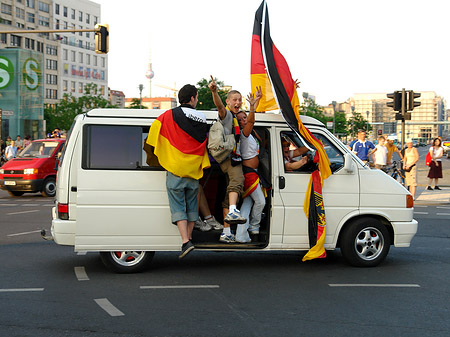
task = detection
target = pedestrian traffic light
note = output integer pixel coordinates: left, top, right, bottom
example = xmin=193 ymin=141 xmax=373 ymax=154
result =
xmin=387 ymin=91 xmax=402 ymax=111
xmin=407 ymin=90 xmax=421 ymax=111
xmin=95 ymin=24 xmax=109 ymax=54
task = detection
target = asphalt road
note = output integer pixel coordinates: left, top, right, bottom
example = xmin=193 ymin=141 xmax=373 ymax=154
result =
xmin=0 ymin=190 xmax=449 ymax=337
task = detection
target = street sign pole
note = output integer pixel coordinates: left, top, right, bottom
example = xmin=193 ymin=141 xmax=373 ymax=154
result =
xmin=401 ymin=88 xmax=406 ymax=150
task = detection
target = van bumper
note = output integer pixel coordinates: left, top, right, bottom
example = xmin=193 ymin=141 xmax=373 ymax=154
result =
xmin=51 ymin=210 xmax=76 ymax=246
xmin=392 ymin=219 xmax=418 ymax=247
xmin=0 ymin=179 xmax=44 ymax=192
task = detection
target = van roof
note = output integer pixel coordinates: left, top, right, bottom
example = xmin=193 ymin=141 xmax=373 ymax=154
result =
xmin=85 ymin=109 xmax=325 ymax=128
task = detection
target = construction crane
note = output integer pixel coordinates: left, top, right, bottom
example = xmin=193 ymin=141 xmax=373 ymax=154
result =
xmin=155 ymin=83 xmax=178 ymax=98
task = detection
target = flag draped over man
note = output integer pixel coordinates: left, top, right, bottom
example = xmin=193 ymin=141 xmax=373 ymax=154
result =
xmin=251 ymin=0 xmax=331 ymax=261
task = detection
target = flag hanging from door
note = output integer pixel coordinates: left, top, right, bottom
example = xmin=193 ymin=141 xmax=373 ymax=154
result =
xmin=251 ymin=0 xmax=331 ymax=261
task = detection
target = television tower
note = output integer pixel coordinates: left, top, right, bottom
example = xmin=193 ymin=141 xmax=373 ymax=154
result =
xmin=145 ymin=51 xmax=154 ymax=98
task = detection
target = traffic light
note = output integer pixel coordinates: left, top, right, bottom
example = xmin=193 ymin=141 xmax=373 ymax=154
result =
xmin=387 ymin=91 xmax=402 ymax=111
xmin=95 ymin=24 xmax=109 ymax=54
xmin=407 ymin=90 xmax=421 ymax=111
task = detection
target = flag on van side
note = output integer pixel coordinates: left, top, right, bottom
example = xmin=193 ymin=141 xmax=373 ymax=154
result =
xmin=251 ymin=0 xmax=331 ymax=261
xmin=145 ymin=106 xmax=210 ymax=180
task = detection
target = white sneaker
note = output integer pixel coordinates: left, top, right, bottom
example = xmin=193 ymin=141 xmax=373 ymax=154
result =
xmin=194 ymin=217 xmax=212 ymax=232
xmin=205 ymin=216 xmax=223 ymax=230
xmin=224 ymin=209 xmax=246 ymax=225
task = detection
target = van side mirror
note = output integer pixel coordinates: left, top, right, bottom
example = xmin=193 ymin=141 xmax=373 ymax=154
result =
xmin=344 ymin=153 xmax=355 ymax=173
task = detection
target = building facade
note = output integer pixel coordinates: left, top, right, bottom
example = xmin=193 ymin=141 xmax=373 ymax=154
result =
xmin=124 ymin=97 xmax=177 ymax=110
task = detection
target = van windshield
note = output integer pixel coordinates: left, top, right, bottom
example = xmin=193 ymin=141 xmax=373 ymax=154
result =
xmin=18 ymin=141 xmax=59 ymax=158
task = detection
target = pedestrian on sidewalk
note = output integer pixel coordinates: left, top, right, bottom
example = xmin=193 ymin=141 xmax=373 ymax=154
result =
xmin=403 ymin=139 xmax=419 ymax=200
xmin=427 ymin=138 xmax=444 ymax=190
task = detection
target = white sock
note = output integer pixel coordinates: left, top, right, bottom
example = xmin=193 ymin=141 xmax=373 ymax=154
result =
xmin=229 ymin=205 xmax=237 ymax=213
xmin=223 ymin=227 xmax=231 ymax=235
xmin=204 ymin=215 xmax=212 ymax=220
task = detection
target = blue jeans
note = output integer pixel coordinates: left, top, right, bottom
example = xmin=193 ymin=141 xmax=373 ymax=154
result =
xmin=166 ymin=172 xmax=199 ymax=224
xmin=236 ymin=184 xmax=265 ymax=242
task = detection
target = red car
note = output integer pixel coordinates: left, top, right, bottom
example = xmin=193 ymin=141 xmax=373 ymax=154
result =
xmin=0 ymin=138 xmax=65 ymax=197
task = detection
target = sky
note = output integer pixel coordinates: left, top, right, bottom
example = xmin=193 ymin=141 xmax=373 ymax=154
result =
xmin=93 ymin=0 xmax=450 ymax=106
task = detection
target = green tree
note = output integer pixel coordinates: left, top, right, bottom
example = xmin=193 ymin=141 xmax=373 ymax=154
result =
xmin=127 ymin=98 xmax=147 ymax=109
xmin=44 ymin=83 xmax=117 ymax=132
xmin=347 ymin=111 xmax=369 ymax=136
xmin=196 ymin=77 xmax=228 ymax=110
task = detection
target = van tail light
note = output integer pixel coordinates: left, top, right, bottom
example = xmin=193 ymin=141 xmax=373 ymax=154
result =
xmin=406 ymin=195 xmax=414 ymax=208
xmin=58 ymin=203 xmax=69 ymax=220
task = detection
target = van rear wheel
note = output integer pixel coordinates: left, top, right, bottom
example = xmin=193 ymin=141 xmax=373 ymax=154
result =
xmin=100 ymin=251 xmax=155 ymax=273
xmin=41 ymin=177 xmax=56 ymax=197
xmin=340 ymin=218 xmax=390 ymax=267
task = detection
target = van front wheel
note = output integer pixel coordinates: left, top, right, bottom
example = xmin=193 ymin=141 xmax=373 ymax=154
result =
xmin=100 ymin=251 xmax=155 ymax=273
xmin=340 ymin=219 xmax=390 ymax=267
xmin=41 ymin=177 xmax=56 ymax=197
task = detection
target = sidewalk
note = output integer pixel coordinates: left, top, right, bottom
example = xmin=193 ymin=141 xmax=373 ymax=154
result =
xmin=414 ymin=185 xmax=450 ymax=204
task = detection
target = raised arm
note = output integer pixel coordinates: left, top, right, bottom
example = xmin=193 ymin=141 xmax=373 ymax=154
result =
xmin=208 ymin=75 xmax=227 ymax=120
xmin=242 ymin=86 xmax=262 ymax=137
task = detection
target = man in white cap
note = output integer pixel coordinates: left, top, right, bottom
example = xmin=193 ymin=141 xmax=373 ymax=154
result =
xmin=386 ymin=135 xmax=403 ymax=165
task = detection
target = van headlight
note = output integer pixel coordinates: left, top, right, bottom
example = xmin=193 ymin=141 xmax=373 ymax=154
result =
xmin=24 ymin=168 xmax=38 ymax=174
xmin=0 ymin=169 xmax=3 ymax=174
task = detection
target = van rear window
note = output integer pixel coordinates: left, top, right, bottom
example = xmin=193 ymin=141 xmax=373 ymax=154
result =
xmin=83 ymin=125 xmax=145 ymax=170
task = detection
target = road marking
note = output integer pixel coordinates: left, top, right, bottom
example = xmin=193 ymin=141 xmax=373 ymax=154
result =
xmin=140 ymin=285 xmax=220 ymax=289
xmin=74 ymin=266 xmax=89 ymax=281
xmin=329 ymin=284 xmax=420 ymax=288
xmin=414 ymin=205 xmax=427 ymax=208
xmin=436 ymin=206 xmax=450 ymax=209
xmin=77 ymin=251 xmax=88 ymax=256
xmin=6 ymin=209 xmax=39 ymax=215
xmin=413 ymin=212 xmax=428 ymax=214
xmin=94 ymin=298 xmax=124 ymax=317
xmin=7 ymin=230 xmax=41 ymax=237
xmin=0 ymin=288 xmax=44 ymax=292
xmin=0 ymin=204 xmax=18 ymax=206
xmin=42 ymin=204 xmax=55 ymax=207
xmin=436 ymin=213 xmax=450 ymax=216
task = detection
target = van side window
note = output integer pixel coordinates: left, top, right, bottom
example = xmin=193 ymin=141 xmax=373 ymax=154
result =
xmin=281 ymin=131 xmax=344 ymax=173
xmin=83 ymin=125 xmax=146 ymax=170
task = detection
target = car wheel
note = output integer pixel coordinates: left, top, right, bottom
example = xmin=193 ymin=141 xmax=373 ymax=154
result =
xmin=99 ymin=251 xmax=155 ymax=273
xmin=8 ymin=191 xmax=24 ymax=197
xmin=41 ymin=177 xmax=56 ymax=197
xmin=340 ymin=218 xmax=390 ymax=267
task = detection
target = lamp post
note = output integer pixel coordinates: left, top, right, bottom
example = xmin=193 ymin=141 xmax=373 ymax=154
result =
xmin=331 ymin=101 xmax=336 ymax=135
xmin=366 ymin=110 xmax=369 ymax=133
xmin=138 ymin=84 xmax=144 ymax=109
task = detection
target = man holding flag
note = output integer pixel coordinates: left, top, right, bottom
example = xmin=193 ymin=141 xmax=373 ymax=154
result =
xmin=145 ymin=84 xmax=210 ymax=259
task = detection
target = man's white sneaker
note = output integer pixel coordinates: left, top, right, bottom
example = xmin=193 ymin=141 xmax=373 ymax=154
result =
xmin=194 ymin=217 xmax=212 ymax=232
xmin=205 ymin=216 xmax=223 ymax=230
xmin=219 ymin=233 xmax=236 ymax=243
xmin=224 ymin=210 xmax=246 ymax=225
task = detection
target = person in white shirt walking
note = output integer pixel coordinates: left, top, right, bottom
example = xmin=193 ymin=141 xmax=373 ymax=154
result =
xmin=373 ymin=135 xmax=388 ymax=170
xmin=5 ymin=140 xmax=17 ymax=161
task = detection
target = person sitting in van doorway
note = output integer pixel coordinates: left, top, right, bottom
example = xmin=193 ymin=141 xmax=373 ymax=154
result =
xmin=348 ymin=129 xmax=375 ymax=164
xmin=235 ymin=89 xmax=265 ymax=243
xmin=282 ymin=138 xmax=309 ymax=172
xmin=208 ymin=75 xmax=247 ymax=243
xmin=145 ymin=84 xmax=210 ymax=259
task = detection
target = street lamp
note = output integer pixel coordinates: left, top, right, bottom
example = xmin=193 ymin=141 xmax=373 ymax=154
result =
xmin=331 ymin=101 xmax=336 ymax=135
xmin=366 ymin=110 xmax=369 ymax=133
xmin=138 ymin=84 xmax=144 ymax=109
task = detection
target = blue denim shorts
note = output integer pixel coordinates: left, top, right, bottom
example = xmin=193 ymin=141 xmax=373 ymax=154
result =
xmin=166 ymin=172 xmax=199 ymax=224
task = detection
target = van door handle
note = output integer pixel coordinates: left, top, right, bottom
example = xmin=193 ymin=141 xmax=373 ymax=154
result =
xmin=279 ymin=176 xmax=285 ymax=189
xmin=71 ymin=186 xmax=77 ymax=192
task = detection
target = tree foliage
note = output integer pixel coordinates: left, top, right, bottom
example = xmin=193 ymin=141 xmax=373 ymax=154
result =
xmin=196 ymin=77 xmax=228 ymax=111
xmin=347 ymin=111 xmax=370 ymax=136
xmin=127 ymin=98 xmax=147 ymax=109
xmin=44 ymin=83 xmax=117 ymax=132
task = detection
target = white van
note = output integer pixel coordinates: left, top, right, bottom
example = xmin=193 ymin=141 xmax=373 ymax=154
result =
xmin=47 ymin=109 xmax=417 ymax=273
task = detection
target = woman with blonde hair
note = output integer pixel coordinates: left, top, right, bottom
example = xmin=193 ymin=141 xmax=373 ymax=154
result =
xmin=403 ymin=139 xmax=419 ymax=200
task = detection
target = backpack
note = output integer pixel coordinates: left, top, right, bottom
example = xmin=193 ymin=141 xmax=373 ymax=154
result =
xmin=207 ymin=120 xmax=236 ymax=164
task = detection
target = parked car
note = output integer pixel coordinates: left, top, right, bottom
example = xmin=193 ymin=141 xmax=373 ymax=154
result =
xmin=442 ymin=141 xmax=450 ymax=158
xmin=0 ymin=138 xmax=65 ymax=197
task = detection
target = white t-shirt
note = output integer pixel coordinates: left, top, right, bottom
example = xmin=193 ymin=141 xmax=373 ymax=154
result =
xmin=374 ymin=144 xmax=388 ymax=166
xmin=240 ymin=133 xmax=259 ymax=160
xmin=181 ymin=107 xmax=206 ymax=123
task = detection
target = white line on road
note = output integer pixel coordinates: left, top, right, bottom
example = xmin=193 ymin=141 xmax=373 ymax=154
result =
xmin=0 ymin=204 xmax=18 ymax=206
xmin=414 ymin=205 xmax=428 ymax=208
xmin=414 ymin=212 xmax=429 ymax=214
xmin=77 ymin=251 xmax=88 ymax=255
xmin=74 ymin=266 xmax=89 ymax=281
xmin=436 ymin=213 xmax=450 ymax=216
xmin=0 ymin=288 xmax=44 ymax=292
xmin=6 ymin=209 xmax=39 ymax=215
xmin=42 ymin=204 xmax=55 ymax=207
xmin=94 ymin=298 xmax=124 ymax=317
xmin=140 ymin=285 xmax=220 ymax=289
xmin=436 ymin=206 xmax=450 ymax=209
xmin=329 ymin=284 xmax=420 ymax=287
xmin=7 ymin=230 xmax=41 ymax=237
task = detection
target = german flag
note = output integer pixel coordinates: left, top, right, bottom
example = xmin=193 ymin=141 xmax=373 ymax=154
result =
xmin=252 ymin=0 xmax=331 ymax=260
xmin=145 ymin=106 xmax=210 ymax=180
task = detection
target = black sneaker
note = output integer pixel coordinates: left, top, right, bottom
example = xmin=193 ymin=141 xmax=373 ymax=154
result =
xmin=435 ymin=186 xmax=441 ymax=190
xmin=179 ymin=241 xmax=194 ymax=259
xmin=427 ymin=186 xmax=433 ymax=190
